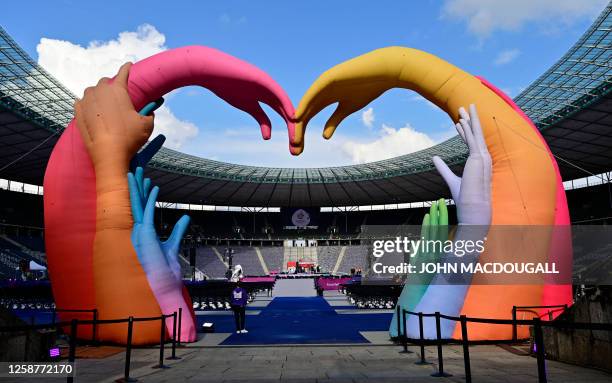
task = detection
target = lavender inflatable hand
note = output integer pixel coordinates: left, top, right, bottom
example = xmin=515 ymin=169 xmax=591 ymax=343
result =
xmin=405 ymin=104 xmax=492 ymax=339
xmin=432 ymin=104 xmax=492 ymax=225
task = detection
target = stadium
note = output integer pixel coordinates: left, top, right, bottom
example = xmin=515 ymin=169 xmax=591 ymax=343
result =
xmin=0 ymin=2 xmax=611 ymax=382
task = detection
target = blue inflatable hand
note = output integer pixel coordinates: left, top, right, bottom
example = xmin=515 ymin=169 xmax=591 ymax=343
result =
xmin=129 ymin=98 xmax=166 ymax=173
xmin=128 ymin=167 xmax=190 ymax=280
xmin=129 ymin=134 xmax=166 ymax=173
xmin=128 ymin=166 xmax=196 ymax=341
xmin=162 ymin=215 xmax=190 ymax=280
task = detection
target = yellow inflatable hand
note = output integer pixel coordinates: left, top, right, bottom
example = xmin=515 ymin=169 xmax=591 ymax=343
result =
xmin=294 ymin=46 xmax=571 ymax=340
xmin=292 ymin=47 xmax=469 ymax=154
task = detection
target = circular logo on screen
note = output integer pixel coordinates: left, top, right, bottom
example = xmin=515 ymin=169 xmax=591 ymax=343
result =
xmin=292 ymin=209 xmax=311 ymax=226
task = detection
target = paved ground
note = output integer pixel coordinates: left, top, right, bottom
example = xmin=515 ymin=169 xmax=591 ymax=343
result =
xmin=15 ymin=342 xmax=608 ymax=383
xmin=6 ymin=293 xmax=609 ymax=382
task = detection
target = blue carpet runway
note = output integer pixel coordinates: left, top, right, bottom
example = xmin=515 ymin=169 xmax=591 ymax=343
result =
xmin=197 ymin=297 xmax=393 ymax=345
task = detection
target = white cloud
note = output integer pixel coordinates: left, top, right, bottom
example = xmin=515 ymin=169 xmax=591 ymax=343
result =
xmin=219 ymin=13 xmax=247 ymax=25
xmin=151 ymin=106 xmax=198 ymax=149
xmin=361 ymin=107 xmax=375 ymax=128
xmin=188 ymin=124 xmax=353 ymax=168
xmin=187 ymin=120 xmax=443 ymax=168
xmin=219 ymin=14 xmax=231 ymax=24
xmin=36 ymin=24 xmax=198 ymax=149
xmin=442 ymin=0 xmax=608 ymax=38
xmin=494 ymin=49 xmax=521 ymax=65
xmin=342 ymin=123 xmax=436 ymax=164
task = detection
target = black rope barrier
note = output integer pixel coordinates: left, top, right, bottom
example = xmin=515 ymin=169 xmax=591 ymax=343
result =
xmin=0 ymin=311 xmax=179 ymax=383
xmin=431 ymin=312 xmax=452 ymax=377
xmin=167 ymin=311 xmax=180 ymax=361
xmin=460 ymin=315 xmax=471 ymax=383
xmin=119 ymin=316 xmax=135 ymax=383
xmin=67 ymin=319 xmax=77 ymax=383
xmin=414 ymin=311 xmax=431 ymax=365
xmin=400 ymin=308 xmax=412 ymax=354
xmin=4 ymin=303 xmax=612 ymax=383
xmin=534 ymin=318 xmax=547 ymax=383
xmin=177 ymin=307 xmax=182 ymax=347
xmin=396 ymin=308 xmax=612 ymax=383
xmin=152 ymin=315 xmax=169 ymax=370
xmin=51 ymin=308 xmax=98 ymax=343
xmin=395 ymin=305 xmax=401 ymax=347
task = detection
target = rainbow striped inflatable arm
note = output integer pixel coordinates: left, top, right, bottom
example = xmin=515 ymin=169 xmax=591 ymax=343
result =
xmin=294 ymin=47 xmax=572 ymax=340
xmin=43 ymin=47 xmax=295 ymax=345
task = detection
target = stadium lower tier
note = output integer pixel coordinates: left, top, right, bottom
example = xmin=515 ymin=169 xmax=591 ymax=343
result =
xmin=1 ymin=278 xmax=399 ymax=315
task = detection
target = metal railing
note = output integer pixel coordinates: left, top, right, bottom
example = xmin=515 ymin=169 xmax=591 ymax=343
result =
xmin=0 ymin=307 xmax=184 ymax=383
xmin=395 ymin=305 xmax=612 ymax=383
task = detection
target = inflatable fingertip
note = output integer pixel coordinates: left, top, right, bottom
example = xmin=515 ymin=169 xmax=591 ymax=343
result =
xmin=322 ymin=127 xmax=335 ymax=140
xmin=261 ymin=128 xmax=271 ymax=140
xmin=290 ymin=144 xmax=303 ymax=156
xmin=291 ymin=122 xmax=303 ymax=143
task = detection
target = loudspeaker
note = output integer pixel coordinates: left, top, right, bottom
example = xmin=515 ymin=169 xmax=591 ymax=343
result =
xmin=189 ymin=247 xmax=196 ymax=267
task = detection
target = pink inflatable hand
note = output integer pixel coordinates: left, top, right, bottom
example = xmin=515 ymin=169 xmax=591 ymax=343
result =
xmin=44 ymin=46 xmax=296 ymax=344
xmin=126 ymin=46 xmax=295 ymax=143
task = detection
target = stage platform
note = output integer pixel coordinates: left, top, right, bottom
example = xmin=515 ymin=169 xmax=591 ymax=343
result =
xmin=195 ymin=292 xmax=393 ymax=346
xmin=273 ymin=278 xmax=317 ymax=297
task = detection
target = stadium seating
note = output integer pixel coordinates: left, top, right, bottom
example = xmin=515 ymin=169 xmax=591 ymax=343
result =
xmin=0 ymin=237 xmax=46 ymax=280
xmin=258 ymin=246 xmax=283 ymax=273
xmin=195 ymin=247 xmax=228 ymax=278
xmin=10 ymin=235 xmax=45 ymax=252
xmin=317 ymin=246 xmax=342 ymax=273
xmin=337 ymin=246 xmax=368 ymax=274
xmin=0 ymin=182 xmax=610 ymax=283
xmin=231 ymin=246 xmax=266 ymax=275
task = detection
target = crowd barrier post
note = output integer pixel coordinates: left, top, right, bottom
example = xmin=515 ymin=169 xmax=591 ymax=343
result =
xmin=400 ymin=309 xmax=412 ymax=354
xmin=119 ymin=316 xmax=136 ymax=383
xmin=153 ymin=316 xmax=168 ymax=369
xmin=512 ymin=306 xmax=517 ymax=342
xmin=177 ymin=308 xmax=182 ymax=347
xmin=431 ymin=311 xmax=452 ymax=377
xmin=533 ymin=318 xmax=547 ymax=383
xmin=415 ymin=312 xmax=431 ymax=365
xmin=396 ymin=305 xmax=401 ymax=346
xmin=67 ymin=319 xmax=78 ymax=383
xmin=167 ymin=311 xmax=180 ymax=360
xmin=92 ymin=309 xmax=98 ymax=344
xmin=460 ymin=315 xmax=472 ymax=383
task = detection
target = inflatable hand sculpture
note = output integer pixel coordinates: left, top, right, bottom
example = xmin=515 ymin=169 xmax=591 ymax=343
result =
xmin=44 ymin=47 xmax=295 ymax=344
xmin=433 ymin=105 xmax=492 ymax=226
xmin=128 ymin=167 xmax=195 ymax=342
xmin=71 ymin=64 xmax=162 ymax=343
xmin=405 ymin=106 xmax=492 ymax=338
xmin=389 ymin=199 xmax=448 ymax=337
xmin=295 ymin=47 xmax=572 ymax=340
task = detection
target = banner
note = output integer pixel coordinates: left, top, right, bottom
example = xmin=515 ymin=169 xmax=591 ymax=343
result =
xmin=282 ymin=208 xmax=319 ymax=229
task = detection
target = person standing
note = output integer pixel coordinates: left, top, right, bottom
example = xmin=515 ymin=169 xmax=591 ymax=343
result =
xmin=231 ymin=281 xmax=248 ymax=333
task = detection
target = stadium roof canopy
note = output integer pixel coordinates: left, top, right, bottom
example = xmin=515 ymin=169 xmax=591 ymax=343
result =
xmin=0 ymin=4 xmax=610 ymax=207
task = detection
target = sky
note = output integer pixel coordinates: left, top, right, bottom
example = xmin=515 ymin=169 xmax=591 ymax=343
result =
xmin=2 ymin=0 xmax=608 ymax=167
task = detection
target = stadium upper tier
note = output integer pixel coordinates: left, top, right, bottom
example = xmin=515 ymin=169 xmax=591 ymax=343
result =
xmin=0 ymin=4 xmax=610 ymax=207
